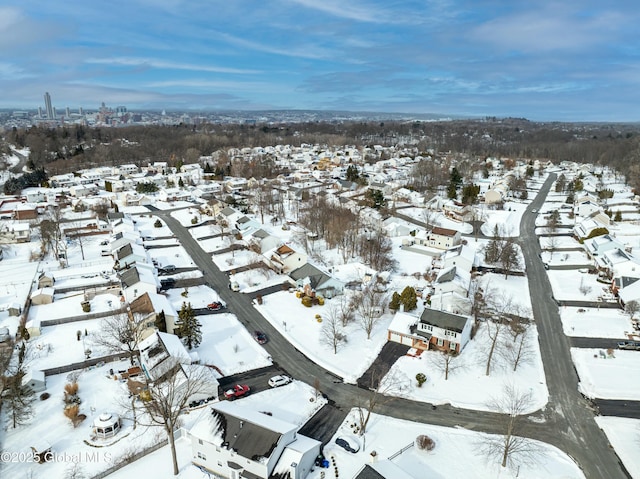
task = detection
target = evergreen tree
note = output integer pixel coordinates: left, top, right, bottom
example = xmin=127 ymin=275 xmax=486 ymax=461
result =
xmin=178 ymin=177 xmax=185 ymax=188
xmin=614 ymin=210 xmax=622 ymax=222
xmin=484 ymin=225 xmax=502 ymax=264
xmin=346 ymin=164 xmax=359 ymax=182
xmin=400 ymin=286 xmax=418 ymax=312
xmin=155 ymin=310 xmax=167 ymax=333
xmin=177 ymin=302 xmax=201 ymax=350
xmin=2 ymin=373 xmax=35 ymax=428
xmin=389 ymin=292 xmax=401 ymax=311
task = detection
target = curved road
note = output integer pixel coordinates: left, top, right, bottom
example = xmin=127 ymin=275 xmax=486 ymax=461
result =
xmin=150 ymin=179 xmax=627 ymax=478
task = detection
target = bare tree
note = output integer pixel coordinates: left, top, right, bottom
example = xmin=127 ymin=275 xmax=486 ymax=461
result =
xmin=353 ymin=285 xmax=388 ymax=339
xmin=477 ymin=383 xmax=541 ymax=468
xmin=482 ymin=292 xmax=518 ymax=376
xmin=429 ymin=350 xmax=462 ymax=380
xmin=499 ymin=237 xmax=521 ymax=279
xmin=337 ymin=296 xmax=354 ymax=327
xmin=545 ymin=234 xmax=559 ymax=259
xmin=624 ymin=300 xmax=640 ymax=320
xmin=578 ymin=277 xmax=592 ymax=296
xmin=356 ymin=367 xmax=410 ymax=435
xmin=91 ymin=312 xmax=147 ymax=365
xmin=502 ymin=324 xmax=535 ymax=372
xmin=129 ymin=359 xmax=211 ymax=475
xmin=320 ymin=305 xmax=347 ymax=354
xmin=39 ymin=206 xmax=67 ymax=263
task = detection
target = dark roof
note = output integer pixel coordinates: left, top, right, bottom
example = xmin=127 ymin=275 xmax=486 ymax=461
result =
xmin=119 ymin=268 xmax=141 ymax=288
xmin=115 ymin=242 xmax=134 ymax=261
xmin=253 ymin=229 xmax=269 ymax=239
xmin=353 ymin=465 xmax=387 ymax=479
xmin=432 ymin=226 xmax=458 ymax=236
xmin=210 ymin=409 xmax=281 ymax=462
xmin=107 ymin=212 xmax=125 ymax=221
xmin=419 ymin=309 xmax=468 ymax=333
xmin=617 ymin=276 xmax=640 ymax=289
xmin=436 ymin=266 xmax=457 ymax=284
xmin=289 ymin=263 xmax=332 ymax=290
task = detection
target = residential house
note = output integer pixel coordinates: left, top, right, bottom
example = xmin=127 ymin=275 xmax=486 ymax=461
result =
xmin=268 ymin=244 xmax=308 ymax=274
xmin=387 ymin=309 xmax=472 ymax=353
xmin=433 ymin=266 xmax=471 ymax=298
xmin=618 ymin=279 xmax=640 ymax=307
xmin=129 ymin=291 xmax=179 ymax=337
xmin=426 ymin=227 xmax=461 ymax=250
xmin=118 ymin=265 xmax=158 ymax=303
xmin=189 ymin=401 xmax=320 ymax=479
xmin=138 ymin=330 xmax=193 ymax=381
xmin=573 ymin=218 xmax=608 ymax=242
xmin=109 ymin=231 xmax=141 ymax=253
xmin=443 ymin=200 xmax=473 ymax=222
xmin=247 ymin=229 xmax=280 ymax=254
xmin=602 ymin=248 xmax=640 ymax=279
xmin=289 ymin=263 xmax=344 ymax=298
xmin=583 ymin=234 xmax=627 ymax=262
xmin=114 ymin=242 xmax=149 ymax=270
xmin=14 ymin=203 xmax=38 ymax=221
xmin=436 ymin=244 xmax=476 ymax=272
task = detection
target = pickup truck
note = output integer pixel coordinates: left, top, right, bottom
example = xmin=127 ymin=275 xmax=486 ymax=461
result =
xmin=617 ymin=341 xmax=640 ymax=350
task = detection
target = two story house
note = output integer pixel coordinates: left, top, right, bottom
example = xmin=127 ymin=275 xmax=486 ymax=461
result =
xmin=190 ymin=401 xmax=320 ymax=479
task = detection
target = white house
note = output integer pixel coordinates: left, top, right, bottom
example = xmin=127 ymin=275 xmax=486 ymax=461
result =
xmin=118 ymin=264 xmax=158 ymax=303
xmin=267 ymin=244 xmax=308 ymax=274
xmin=190 ymin=401 xmax=320 ymax=479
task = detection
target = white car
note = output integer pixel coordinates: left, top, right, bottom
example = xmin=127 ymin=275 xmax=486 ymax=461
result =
xmin=268 ymin=375 xmax=293 ymax=388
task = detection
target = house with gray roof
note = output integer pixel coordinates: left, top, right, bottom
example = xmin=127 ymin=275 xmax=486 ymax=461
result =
xmin=190 ymin=401 xmax=320 ymax=479
xmin=289 ymin=263 xmax=344 ymax=298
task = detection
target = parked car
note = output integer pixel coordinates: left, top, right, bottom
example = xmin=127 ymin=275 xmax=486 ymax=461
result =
xmin=617 ymin=341 xmax=640 ymax=350
xmin=159 ymin=265 xmax=176 ymax=275
xmin=223 ymin=384 xmax=250 ymax=400
xmin=160 ymin=278 xmax=176 ymax=290
xmin=268 ymin=375 xmax=293 ymax=388
xmin=335 ymin=436 xmax=360 ymax=453
xmin=207 ymin=301 xmax=224 ymax=311
xmin=253 ymin=331 xmax=268 ymax=344
xmin=229 ymin=281 xmax=240 ymax=292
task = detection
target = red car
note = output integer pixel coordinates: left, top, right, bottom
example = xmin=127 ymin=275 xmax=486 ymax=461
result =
xmin=207 ymin=301 xmax=224 ymax=311
xmin=224 ymin=384 xmax=250 ymax=400
xmin=253 ymin=331 xmax=268 ymax=344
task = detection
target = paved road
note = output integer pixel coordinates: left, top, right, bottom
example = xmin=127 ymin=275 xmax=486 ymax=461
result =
xmin=151 ymin=198 xmax=630 ymax=477
xmin=517 ymin=174 xmax=628 ymax=479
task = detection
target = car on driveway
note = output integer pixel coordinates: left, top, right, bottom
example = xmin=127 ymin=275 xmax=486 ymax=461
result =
xmin=159 ymin=278 xmax=176 ymax=290
xmin=253 ymin=331 xmax=268 ymax=344
xmin=207 ymin=301 xmax=224 ymax=311
xmin=159 ymin=264 xmax=176 ymax=275
xmin=335 ymin=436 xmax=360 ymax=453
xmin=617 ymin=340 xmax=640 ymax=350
xmin=223 ymin=384 xmax=250 ymax=400
xmin=268 ymin=375 xmax=293 ymax=388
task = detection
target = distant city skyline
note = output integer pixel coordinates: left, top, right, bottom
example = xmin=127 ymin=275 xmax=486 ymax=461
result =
xmin=1 ymin=1 xmax=639 ymax=122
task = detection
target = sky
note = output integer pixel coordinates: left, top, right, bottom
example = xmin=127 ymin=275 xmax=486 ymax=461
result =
xmin=0 ymin=0 xmax=638 ymax=121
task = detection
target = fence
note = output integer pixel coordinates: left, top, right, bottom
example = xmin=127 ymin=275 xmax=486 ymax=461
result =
xmin=90 ymin=428 xmax=188 ymax=479
xmin=42 ymin=351 xmax=137 ymax=377
xmin=388 ymin=441 xmax=414 ymax=460
xmin=40 ymin=306 xmax=128 ymax=327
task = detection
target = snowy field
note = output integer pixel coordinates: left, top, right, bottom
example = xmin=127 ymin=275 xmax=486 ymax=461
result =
xmin=560 ymin=307 xmax=632 ymax=338
xmin=398 ymin=206 xmax=473 ymax=234
xmin=477 ymin=272 xmax=532 ymax=312
xmin=541 ymin=250 xmax=592 ymax=267
xmin=481 ymin=201 xmax=529 ymax=237
xmin=318 ymin=410 xmax=583 ymax=479
xmin=146 ymin=245 xmax=197 ymax=269
xmin=571 ymin=348 xmax=640 ymax=400
xmin=390 ymin=237 xmax=436 ymax=276
xmin=547 ymin=270 xmax=614 ymax=302
xmin=595 ymin=417 xmax=640 ymax=479
xmin=256 ymin=290 xmax=391 ymax=383
xmin=164 ymin=284 xmax=224 ymax=310
xmin=538 ymin=235 xmax=583 ymax=250
xmin=383 ymin=323 xmax=547 ymax=413
xmin=211 ymin=249 xmax=262 ymax=272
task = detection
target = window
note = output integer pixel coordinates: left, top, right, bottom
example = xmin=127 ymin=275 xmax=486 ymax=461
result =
xmin=198 ymin=439 xmax=203 ymax=445
xmin=197 ymin=452 xmax=206 ymax=460
xmin=449 ymin=342 xmax=457 ymax=351
xmin=436 ymin=338 xmax=444 ymax=347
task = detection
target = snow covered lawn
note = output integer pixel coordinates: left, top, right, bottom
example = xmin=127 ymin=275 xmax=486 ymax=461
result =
xmin=541 ymin=250 xmax=592 ymax=266
xmin=538 ymin=235 xmax=582 ymax=250
xmin=211 ymin=249 xmax=262 ymax=271
xmin=318 ymin=410 xmax=583 ymax=479
xmin=229 ymin=267 xmax=290 ymax=293
xmin=595 ymin=417 xmax=640 ymax=479
xmin=164 ymin=284 xmax=224 ymax=310
xmin=256 ymin=290 xmax=392 ymax=383
xmin=146 ymin=245 xmax=196 ymax=269
xmin=560 ymin=307 xmax=632 ymax=338
xmin=547 ymin=270 xmax=612 ymax=302
xmin=571 ymin=348 xmax=640 ymax=400
xmin=384 ymin=324 xmax=548 ymax=413
xmin=481 ymin=202 xmax=529 ymax=237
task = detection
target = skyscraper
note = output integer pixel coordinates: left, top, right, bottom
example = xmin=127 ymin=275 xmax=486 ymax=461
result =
xmin=44 ymin=92 xmax=54 ymax=120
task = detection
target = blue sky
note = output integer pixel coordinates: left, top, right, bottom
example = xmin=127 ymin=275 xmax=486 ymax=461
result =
xmin=0 ymin=0 xmax=638 ymax=121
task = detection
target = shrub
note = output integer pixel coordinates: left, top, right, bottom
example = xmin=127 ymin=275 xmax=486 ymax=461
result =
xmin=40 ymin=392 xmax=50 ymax=401
xmin=416 ymin=434 xmax=436 ymax=451
xmin=295 ymin=291 xmax=303 ymax=298
xmin=81 ymin=301 xmax=91 ymax=313
xmin=64 ymin=404 xmax=85 ymax=427
xmin=191 ymin=216 xmax=198 ymax=224
xmin=301 ymin=296 xmax=313 ymax=307
xmin=317 ymin=296 xmax=325 ymax=306
xmin=64 ymin=382 xmax=79 ymax=396
xmin=416 ymin=373 xmax=427 ymax=387
xmin=154 ymin=219 xmax=162 ymax=228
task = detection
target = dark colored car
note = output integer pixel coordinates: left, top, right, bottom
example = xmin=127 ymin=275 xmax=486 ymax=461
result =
xmin=253 ymin=331 xmax=268 ymax=344
xmin=160 ymin=278 xmax=176 ymax=290
xmin=207 ymin=301 xmax=224 ymax=311
xmin=224 ymin=384 xmax=250 ymax=400
xmin=335 ymin=436 xmax=360 ymax=453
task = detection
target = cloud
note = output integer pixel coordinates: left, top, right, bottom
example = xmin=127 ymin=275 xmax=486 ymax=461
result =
xmin=284 ymin=0 xmax=431 ymax=25
xmin=85 ymin=57 xmax=260 ymax=75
